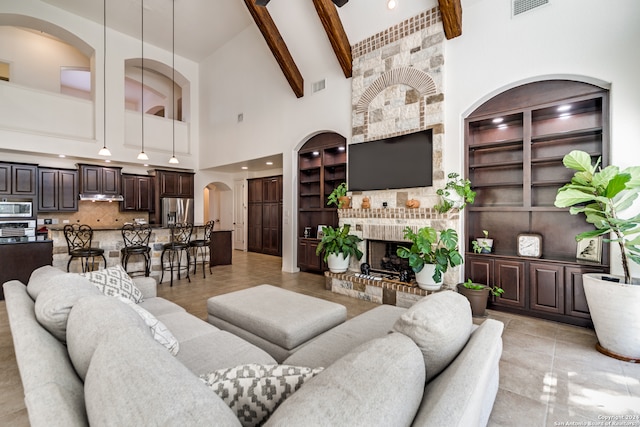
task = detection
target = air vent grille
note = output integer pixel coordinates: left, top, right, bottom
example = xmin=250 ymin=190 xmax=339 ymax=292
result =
xmin=512 ymin=0 xmax=549 ymax=17
xmin=312 ymin=79 xmax=326 ymax=93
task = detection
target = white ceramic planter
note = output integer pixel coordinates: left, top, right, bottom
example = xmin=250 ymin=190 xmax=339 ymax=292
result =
xmin=415 ymin=264 xmax=443 ymax=291
xmin=327 ymin=253 xmax=350 ymax=273
xmin=476 ymin=238 xmax=494 ymax=254
xmin=583 ymin=273 xmax=640 ymax=361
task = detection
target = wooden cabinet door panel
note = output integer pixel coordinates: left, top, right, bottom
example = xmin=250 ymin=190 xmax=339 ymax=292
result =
xmin=12 ymin=164 xmax=37 ymax=195
xmin=565 ymin=266 xmax=601 ymax=319
xmin=494 ymin=260 xmax=526 ymax=308
xmin=178 ymin=174 xmax=194 ymax=198
xmin=81 ymin=166 xmax=101 ymax=194
xmin=247 ymin=203 xmax=262 ymax=252
xmin=102 ymin=168 xmax=120 ymax=195
xmin=59 ymin=170 xmax=78 ymax=211
xmin=38 ymin=169 xmax=58 ymax=211
xmin=466 ymin=255 xmax=493 ymax=287
xmin=160 ymin=171 xmax=179 ymax=197
xmin=0 ymin=164 xmax=10 ymax=194
xmin=530 ymin=262 xmax=564 ymax=314
xmin=137 ymin=177 xmax=153 ymax=211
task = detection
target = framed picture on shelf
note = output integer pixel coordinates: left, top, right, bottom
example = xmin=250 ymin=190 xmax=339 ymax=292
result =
xmin=576 ymin=237 xmax=602 ymax=263
xmin=317 ymin=225 xmax=327 ymax=239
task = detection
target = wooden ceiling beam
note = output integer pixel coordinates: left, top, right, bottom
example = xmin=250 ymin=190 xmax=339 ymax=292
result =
xmin=312 ymin=0 xmax=352 ymax=78
xmin=244 ymin=0 xmax=304 ymax=98
xmin=438 ymin=0 xmax=463 ymax=40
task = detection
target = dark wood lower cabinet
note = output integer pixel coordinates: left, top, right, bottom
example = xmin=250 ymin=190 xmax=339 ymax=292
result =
xmin=298 ymin=238 xmax=324 ymax=272
xmin=0 ymin=241 xmax=53 ymax=300
xmin=209 ymin=231 xmax=232 ymax=266
xmin=247 ymin=176 xmax=282 ymax=256
xmin=466 ymin=254 xmax=607 ymax=327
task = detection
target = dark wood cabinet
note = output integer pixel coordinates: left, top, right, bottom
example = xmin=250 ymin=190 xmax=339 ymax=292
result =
xmin=0 ymin=163 xmax=37 ymax=196
xmin=297 ymin=133 xmax=346 ymax=273
xmin=247 ymin=176 xmax=282 ymax=256
xmin=38 ymin=168 xmax=78 ymax=212
xmin=209 ymin=230 xmax=232 ymax=266
xmin=464 ymin=80 xmax=610 ymax=326
xmin=0 ymin=241 xmax=52 ymax=300
xmin=121 ymin=174 xmax=154 ymax=212
xmin=157 ymin=170 xmax=194 ymax=198
xmin=78 ymin=164 xmax=122 ymax=196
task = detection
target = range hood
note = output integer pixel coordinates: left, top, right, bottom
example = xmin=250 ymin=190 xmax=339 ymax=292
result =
xmin=79 ymin=194 xmax=124 ymax=202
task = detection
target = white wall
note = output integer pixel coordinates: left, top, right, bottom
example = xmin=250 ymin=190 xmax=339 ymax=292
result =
xmin=0 ymin=0 xmax=200 ymax=171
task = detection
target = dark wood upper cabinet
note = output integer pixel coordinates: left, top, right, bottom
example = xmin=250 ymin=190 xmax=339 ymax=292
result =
xmin=121 ymin=174 xmax=154 ymax=212
xmin=78 ymin=164 xmax=122 ymax=196
xmin=38 ymin=168 xmax=78 ymax=212
xmin=248 ymin=175 xmax=282 ymax=256
xmin=156 ymin=170 xmax=194 ymax=198
xmin=0 ymin=163 xmax=37 ymax=196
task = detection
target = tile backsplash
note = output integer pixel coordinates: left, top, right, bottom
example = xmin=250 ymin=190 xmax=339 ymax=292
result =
xmin=38 ymin=202 xmax=149 ymax=228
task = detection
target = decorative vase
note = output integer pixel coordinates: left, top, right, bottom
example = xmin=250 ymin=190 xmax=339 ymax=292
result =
xmin=456 ymin=283 xmax=490 ymax=317
xmin=327 ymin=253 xmax=350 ymax=273
xmin=415 ymin=264 xmax=443 ymax=291
xmin=583 ymin=273 xmax=640 ymax=362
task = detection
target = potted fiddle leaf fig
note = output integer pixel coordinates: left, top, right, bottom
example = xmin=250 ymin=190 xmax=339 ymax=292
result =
xmin=396 ymin=226 xmax=463 ymax=291
xmin=327 ymin=182 xmax=350 ymax=209
xmin=457 ymin=279 xmax=504 ymax=317
xmin=554 ymin=150 xmax=640 ymax=361
xmin=315 ymin=224 xmax=363 ymax=273
xmin=435 ymin=173 xmax=476 ymax=213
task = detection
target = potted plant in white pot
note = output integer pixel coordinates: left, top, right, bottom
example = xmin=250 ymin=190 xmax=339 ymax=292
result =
xmin=457 ymin=279 xmax=504 ymax=317
xmin=554 ymin=150 xmax=640 ymax=361
xmin=315 ymin=224 xmax=363 ymax=273
xmin=472 ymin=230 xmax=493 ymax=254
xmin=434 ymin=173 xmax=476 ymax=213
xmin=396 ymin=226 xmax=463 ymax=291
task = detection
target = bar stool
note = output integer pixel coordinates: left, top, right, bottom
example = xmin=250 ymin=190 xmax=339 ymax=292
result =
xmin=189 ymin=220 xmax=215 ymax=278
xmin=120 ymin=224 xmax=152 ymax=277
xmin=63 ymin=224 xmax=106 ymax=273
xmin=160 ymin=223 xmax=193 ymax=286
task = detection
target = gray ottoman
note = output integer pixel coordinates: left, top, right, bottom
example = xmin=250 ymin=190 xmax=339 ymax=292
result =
xmin=207 ymin=285 xmax=347 ymax=362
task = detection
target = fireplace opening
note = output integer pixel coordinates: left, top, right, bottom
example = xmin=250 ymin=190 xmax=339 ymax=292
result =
xmin=367 ymin=240 xmax=413 ymax=278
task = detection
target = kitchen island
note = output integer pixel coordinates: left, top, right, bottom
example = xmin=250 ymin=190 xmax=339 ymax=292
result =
xmin=0 ymin=239 xmax=53 ymax=300
xmin=48 ymin=224 xmax=229 ymax=281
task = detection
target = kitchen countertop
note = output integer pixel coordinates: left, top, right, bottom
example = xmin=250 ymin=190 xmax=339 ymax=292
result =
xmin=47 ymin=224 xmax=226 ymax=232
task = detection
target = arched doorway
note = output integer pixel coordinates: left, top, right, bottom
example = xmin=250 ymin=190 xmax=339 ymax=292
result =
xmin=204 ymin=181 xmax=232 ymax=234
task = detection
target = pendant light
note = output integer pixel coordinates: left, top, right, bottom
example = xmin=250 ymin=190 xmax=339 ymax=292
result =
xmin=98 ymin=0 xmax=111 ymax=157
xmin=137 ymin=0 xmax=149 ymax=161
xmin=168 ymin=0 xmax=179 ymax=164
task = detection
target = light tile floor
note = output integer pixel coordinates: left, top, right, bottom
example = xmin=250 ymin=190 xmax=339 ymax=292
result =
xmin=1 ymin=251 xmax=639 ymax=426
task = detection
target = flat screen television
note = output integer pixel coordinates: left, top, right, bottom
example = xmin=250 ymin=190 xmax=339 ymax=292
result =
xmin=347 ymin=129 xmax=433 ymax=191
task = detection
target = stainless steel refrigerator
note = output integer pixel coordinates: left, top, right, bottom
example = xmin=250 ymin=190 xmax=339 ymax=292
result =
xmin=161 ymin=198 xmax=194 ymax=227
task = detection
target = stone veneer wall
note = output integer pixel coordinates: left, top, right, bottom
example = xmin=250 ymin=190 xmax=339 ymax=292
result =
xmin=349 ymin=6 xmax=446 ymax=211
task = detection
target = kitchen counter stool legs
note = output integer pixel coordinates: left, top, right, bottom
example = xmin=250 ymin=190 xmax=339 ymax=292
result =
xmin=189 ymin=220 xmax=214 ymax=278
xmin=160 ymin=223 xmax=193 ymax=286
xmin=120 ymin=224 xmax=152 ymax=277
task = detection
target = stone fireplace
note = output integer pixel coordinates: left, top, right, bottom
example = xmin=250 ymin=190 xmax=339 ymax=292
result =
xmin=324 ymin=7 xmax=461 ymax=307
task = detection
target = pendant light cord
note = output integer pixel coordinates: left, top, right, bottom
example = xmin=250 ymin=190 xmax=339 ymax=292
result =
xmin=172 ymin=0 xmax=176 ymax=159
xmin=103 ymin=0 xmax=106 ymax=150
xmin=141 ymin=0 xmax=144 ymax=153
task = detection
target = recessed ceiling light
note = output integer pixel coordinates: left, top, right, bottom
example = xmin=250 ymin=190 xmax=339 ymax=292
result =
xmin=498 ymin=124 xmax=508 ymax=129
xmin=557 ymin=105 xmax=571 ymax=112
xmin=266 ymin=161 xmax=273 ymax=165
xmin=387 ymin=0 xmax=397 ymax=10
xmin=105 ymin=159 xmax=111 ymax=163
xmin=338 ymin=146 xmax=345 ymax=151
xmin=312 ymin=151 xmax=320 ymax=156
xmin=559 ymin=112 xmax=571 ymax=119
xmin=492 ymin=117 xmax=504 ymax=124
xmin=58 ymin=154 xmax=66 ymax=158
xmin=241 ymin=166 xmax=248 ymax=170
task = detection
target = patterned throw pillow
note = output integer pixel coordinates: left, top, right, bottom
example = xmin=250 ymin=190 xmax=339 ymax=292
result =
xmin=82 ymin=264 xmax=143 ymax=303
xmin=200 ymin=364 xmax=323 ymax=427
xmin=117 ymin=297 xmax=180 ymax=356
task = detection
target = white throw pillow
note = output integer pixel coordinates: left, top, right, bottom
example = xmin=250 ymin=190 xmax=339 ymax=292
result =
xmin=393 ymin=290 xmax=472 ymax=381
xmin=82 ymin=265 xmax=143 ymax=303
xmin=200 ymin=364 xmax=323 ymax=427
xmin=117 ymin=297 xmax=179 ymax=356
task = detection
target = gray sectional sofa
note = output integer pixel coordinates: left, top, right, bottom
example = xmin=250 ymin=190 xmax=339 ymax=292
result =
xmin=4 ymin=265 xmax=504 ymax=427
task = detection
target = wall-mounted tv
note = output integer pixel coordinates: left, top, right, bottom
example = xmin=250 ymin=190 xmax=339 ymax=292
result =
xmin=348 ymin=129 xmax=433 ymax=191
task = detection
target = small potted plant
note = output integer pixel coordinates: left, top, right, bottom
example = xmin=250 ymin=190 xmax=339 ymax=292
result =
xmin=554 ymin=150 xmax=640 ymax=360
xmin=327 ymin=182 xmax=350 ymax=209
xmin=472 ymin=230 xmax=494 ymax=254
xmin=457 ymin=279 xmax=504 ymax=317
xmin=434 ymin=173 xmax=476 ymax=213
xmin=315 ymin=224 xmax=363 ymax=273
xmin=396 ymin=226 xmax=463 ymax=291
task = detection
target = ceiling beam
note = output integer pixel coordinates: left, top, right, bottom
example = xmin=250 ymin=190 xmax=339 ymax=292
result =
xmin=244 ymin=0 xmax=304 ymax=98
xmin=312 ymin=0 xmax=352 ymax=78
xmin=438 ymin=0 xmax=463 ymax=40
